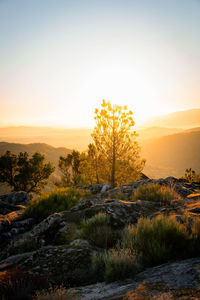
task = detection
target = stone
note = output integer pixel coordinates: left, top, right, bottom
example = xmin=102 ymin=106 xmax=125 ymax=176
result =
xmin=72 ymin=257 xmax=200 ymax=299
xmin=0 ymin=244 xmax=94 ymax=286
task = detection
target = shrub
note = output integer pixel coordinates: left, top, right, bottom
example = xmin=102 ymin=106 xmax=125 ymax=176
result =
xmin=121 ymin=215 xmax=189 ymax=266
xmin=81 ymin=213 xmax=117 ymax=248
xmin=0 ymin=269 xmax=47 ymax=300
xmin=131 ymin=183 xmax=179 ymax=203
xmin=104 ymin=248 xmax=139 ymax=282
xmin=92 ymin=248 xmax=138 ymax=282
xmin=22 ymin=188 xmax=92 ymax=222
xmin=33 ymin=285 xmax=74 ymax=300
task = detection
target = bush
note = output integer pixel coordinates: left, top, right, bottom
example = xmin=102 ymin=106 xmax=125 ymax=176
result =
xmin=121 ymin=215 xmax=189 ymax=266
xmin=33 ymin=285 xmax=74 ymax=300
xmin=22 ymin=188 xmax=92 ymax=222
xmin=81 ymin=213 xmax=118 ymax=248
xmin=131 ymin=183 xmax=179 ymax=203
xmin=92 ymin=248 xmax=138 ymax=282
xmin=0 ymin=269 xmax=47 ymax=300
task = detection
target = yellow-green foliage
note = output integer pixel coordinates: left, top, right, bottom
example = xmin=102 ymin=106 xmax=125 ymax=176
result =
xmin=121 ymin=215 xmax=189 ymax=266
xmin=132 ymin=183 xmax=179 ymax=203
xmin=81 ymin=213 xmax=116 ymax=248
xmin=91 ymin=214 xmax=200 ymax=282
xmin=92 ymin=248 xmax=138 ymax=282
xmin=22 ymin=188 xmax=91 ymax=222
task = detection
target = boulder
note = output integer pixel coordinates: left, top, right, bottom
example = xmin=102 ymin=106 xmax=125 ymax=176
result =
xmin=0 ymin=244 xmax=94 ymax=286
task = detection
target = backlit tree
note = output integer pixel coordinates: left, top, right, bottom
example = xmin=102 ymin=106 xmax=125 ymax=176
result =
xmin=92 ymin=100 xmax=145 ymax=187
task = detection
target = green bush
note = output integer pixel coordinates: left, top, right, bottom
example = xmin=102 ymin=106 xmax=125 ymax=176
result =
xmin=22 ymin=188 xmax=92 ymax=222
xmin=121 ymin=215 xmax=189 ymax=266
xmin=131 ymin=183 xmax=179 ymax=203
xmin=81 ymin=213 xmax=117 ymax=248
xmin=92 ymin=248 xmax=138 ymax=282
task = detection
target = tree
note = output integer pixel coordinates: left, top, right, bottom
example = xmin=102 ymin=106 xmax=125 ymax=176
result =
xmin=92 ymin=100 xmax=145 ymax=187
xmin=0 ymin=151 xmax=17 ymax=187
xmin=58 ymin=150 xmax=82 ymax=186
xmin=0 ymin=151 xmax=55 ymax=193
xmin=184 ymin=168 xmax=200 ymax=182
xmin=79 ymin=143 xmax=103 ymax=184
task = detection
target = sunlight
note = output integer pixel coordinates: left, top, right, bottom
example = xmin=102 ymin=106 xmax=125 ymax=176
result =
xmin=76 ymin=59 xmax=165 ymax=126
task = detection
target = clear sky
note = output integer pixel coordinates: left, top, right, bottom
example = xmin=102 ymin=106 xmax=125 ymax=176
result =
xmin=0 ymin=0 xmax=200 ymax=127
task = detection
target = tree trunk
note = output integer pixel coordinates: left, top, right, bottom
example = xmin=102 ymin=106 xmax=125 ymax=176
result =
xmin=111 ymin=115 xmax=116 ymax=187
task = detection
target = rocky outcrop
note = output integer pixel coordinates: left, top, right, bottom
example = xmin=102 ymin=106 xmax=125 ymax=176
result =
xmin=0 ymin=191 xmax=30 ymax=215
xmin=0 ymin=244 xmax=94 ymax=286
xmin=0 ymin=178 xmax=200 ymax=294
xmin=72 ymin=257 xmax=200 ymax=299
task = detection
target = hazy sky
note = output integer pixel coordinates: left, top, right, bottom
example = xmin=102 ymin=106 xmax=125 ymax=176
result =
xmin=0 ymin=0 xmax=200 ymax=127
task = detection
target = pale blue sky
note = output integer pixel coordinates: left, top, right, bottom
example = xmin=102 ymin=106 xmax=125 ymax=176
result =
xmin=0 ymin=0 xmax=200 ymax=127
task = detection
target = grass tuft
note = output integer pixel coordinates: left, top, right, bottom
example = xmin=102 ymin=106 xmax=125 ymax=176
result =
xmin=81 ymin=213 xmax=117 ymax=248
xmin=121 ymin=215 xmax=189 ymax=266
xmin=131 ymin=183 xmax=179 ymax=203
xmin=22 ymin=188 xmax=92 ymax=222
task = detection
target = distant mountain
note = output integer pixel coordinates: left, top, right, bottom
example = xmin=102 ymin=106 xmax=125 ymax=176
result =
xmin=142 ymin=130 xmax=200 ymax=178
xmin=145 ymin=109 xmax=200 ymax=129
xmin=0 ymin=142 xmax=71 ymax=169
xmin=137 ymin=127 xmax=183 ymax=141
xmin=0 ymin=127 xmax=92 ymax=151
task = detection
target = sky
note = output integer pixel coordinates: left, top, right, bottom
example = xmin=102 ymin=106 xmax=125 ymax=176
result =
xmin=0 ymin=0 xmax=200 ymax=128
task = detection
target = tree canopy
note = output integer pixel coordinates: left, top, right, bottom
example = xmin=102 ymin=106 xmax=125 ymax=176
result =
xmin=0 ymin=151 xmax=55 ymax=193
xmin=91 ymin=100 xmax=145 ymax=187
xmin=58 ymin=150 xmax=82 ymax=186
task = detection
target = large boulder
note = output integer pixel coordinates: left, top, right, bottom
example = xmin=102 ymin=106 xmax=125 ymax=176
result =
xmin=0 ymin=244 xmax=94 ymax=286
xmin=67 ymin=198 xmax=160 ymax=228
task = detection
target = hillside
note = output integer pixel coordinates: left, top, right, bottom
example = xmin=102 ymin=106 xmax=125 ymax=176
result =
xmin=0 ymin=127 xmax=92 ymax=151
xmin=137 ymin=126 xmax=183 ymax=141
xmin=142 ymin=130 xmax=200 ymax=178
xmin=145 ymin=109 xmax=200 ymax=129
xmin=0 ymin=142 xmax=71 ymax=169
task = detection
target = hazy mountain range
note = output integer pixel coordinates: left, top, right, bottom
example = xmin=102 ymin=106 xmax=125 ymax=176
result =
xmin=0 ymin=109 xmax=200 ymax=179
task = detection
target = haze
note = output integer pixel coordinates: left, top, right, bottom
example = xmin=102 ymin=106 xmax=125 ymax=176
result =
xmin=1 ymin=0 xmax=200 ymax=128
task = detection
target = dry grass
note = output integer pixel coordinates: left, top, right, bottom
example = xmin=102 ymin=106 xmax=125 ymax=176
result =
xmin=123 ymin=284 xmax=200 ymax=300
xmin=33 ymin=285 xmax=75 ymax=300
xmin=131 ymin=183 xmax=180 ymax=204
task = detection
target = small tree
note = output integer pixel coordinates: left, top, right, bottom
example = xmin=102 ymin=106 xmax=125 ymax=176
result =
xmin=184 ymin=168 xmax=200 ymax=182
xmin=79 ymin=143 xmax=104 ymax=184
xmin=92 ymin=100 xmax=145 ymax=187
xmin=58 ymin=150 xmax=82 ymax=186
xmin=0 ymin=151 xmax=55 ymax=193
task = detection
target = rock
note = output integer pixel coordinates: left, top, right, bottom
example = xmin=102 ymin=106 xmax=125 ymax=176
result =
xmin=70 ymin=239 xmax=90 ymax=248
xmin=68 ymin=198 xmax=159 ymax=228
xmin=0 ymin=245 xmax=94 ymax=286
xmin=101 ymin=184 xmax=111 ymax=194
xmin=13 ymin=212 xmax=68 ymax=248
xmin=189 ymin=207 xmax=200 ymax=214
xmin=0 ymin=191 xmax=30 ymax=215
xmin=72 ymin=257 xmax=200 ymax=299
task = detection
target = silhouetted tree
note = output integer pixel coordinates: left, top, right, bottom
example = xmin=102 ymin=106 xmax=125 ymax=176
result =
xmin=58 ymin=150 xmax=82 ymax=186
xmin=0 ymin=151 xmax=55 ymax=193
xmin=184 ymin=168 xmax=200 ymax=182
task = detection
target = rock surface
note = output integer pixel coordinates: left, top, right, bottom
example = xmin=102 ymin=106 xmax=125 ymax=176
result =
xmin=72 ymin=257 xmax=200 ymax=299
xmin=0 ymin=178 xmax=200 ymax=295
xmin=0 ymin=245 xmax=94 ymax=286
